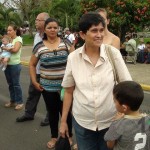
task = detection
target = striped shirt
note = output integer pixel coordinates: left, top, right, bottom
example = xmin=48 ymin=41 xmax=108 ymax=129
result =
xmin=33 ymin=39 xmax=69 ymax=92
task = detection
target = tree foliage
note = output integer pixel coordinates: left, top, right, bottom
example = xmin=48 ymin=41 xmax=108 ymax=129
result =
xmin=50 ymin=0 xmax=81 ymax=30
xmin=0 ymin=0 xmax=149 ymax=39
xmin=80 ymin=0 xmax=150 ymax=40
xmin=0 ymin=3 xmax=22 ymax=35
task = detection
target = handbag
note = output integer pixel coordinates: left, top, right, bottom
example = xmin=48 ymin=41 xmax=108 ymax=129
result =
xmin=55 ymin=136 xmax=71 ymax=150
xmin=105 ymin=45 xmax=118 ymax=85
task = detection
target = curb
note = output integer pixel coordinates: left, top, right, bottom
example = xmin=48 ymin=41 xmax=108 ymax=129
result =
xmin=21 ymin=61 xmax=150 ymax=92
xmin=21 ymin=61 xmax=29 ymax=66
xmin=140 ymin=84 xmax=150 ymax=92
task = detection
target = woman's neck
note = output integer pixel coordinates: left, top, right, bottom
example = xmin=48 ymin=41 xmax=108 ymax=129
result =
xmin=12 ymin=35 xmax=17 ymax=39
xmin=85 ymin=44 xmax=100 ymax=56
xmin=47 ymin=36 xmax=59 ymax=44
xmin=125 ymin=110 xmax=141 ymax=116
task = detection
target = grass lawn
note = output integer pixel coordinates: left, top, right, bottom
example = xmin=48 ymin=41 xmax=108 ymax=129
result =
xmin=144 ymin=38 xmax=150 ymax=43
xmin=22 ymin=34 xmax=34 ymax=46
xmin=136 ymin=37 xmax=150 ymax=44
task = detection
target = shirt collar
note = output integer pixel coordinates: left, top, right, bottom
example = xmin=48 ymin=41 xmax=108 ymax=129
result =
xmin=79 ymin=44 xmax=108 ymax=62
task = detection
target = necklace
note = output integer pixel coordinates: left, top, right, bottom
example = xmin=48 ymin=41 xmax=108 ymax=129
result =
xmin=48 ymin=38 xmax=58 ymax=44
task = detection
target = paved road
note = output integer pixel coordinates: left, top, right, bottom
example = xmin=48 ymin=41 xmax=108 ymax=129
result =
xmin=0 ymin=66 xmax=149 ymax=150
xmin=0 ymin=66 xmax=51 ymax=150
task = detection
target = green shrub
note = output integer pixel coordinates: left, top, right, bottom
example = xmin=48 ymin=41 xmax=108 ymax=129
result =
xmin=22 ymin=34 xmax=34 ymax=46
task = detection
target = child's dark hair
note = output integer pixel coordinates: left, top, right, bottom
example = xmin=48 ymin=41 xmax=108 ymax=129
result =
xmin=113 ymin=81 xmax=144 ymax=111
xmin=79 ymin=12 xmax=105 ymax=34
xmin=43 ymin=18 xmax=59 ymax=40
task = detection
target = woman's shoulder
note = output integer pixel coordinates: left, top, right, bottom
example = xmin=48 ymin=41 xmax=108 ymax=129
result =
xmin=104 ymin=44 xmax=122 ymax=60
xmin=13 ymin=36 xmax=23 ymax=43
xmin=33 ymin=41 xmax=44 ymax=53
xmin=104 ymin=44 xmax=120 ymax=53
xmin=68 ymin=45 xmax=83 ymax=59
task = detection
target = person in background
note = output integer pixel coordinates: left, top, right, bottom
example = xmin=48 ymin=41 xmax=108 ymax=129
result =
xmin=0 ymin=35 xmax=13 ymax=71
xmin=124 ymin=35 xmax=137 ymax=55
xmin=3 ymin=24 xmax=24 ymax=110
xmin=64 ymin=28 xmax=76 ymax=50
xmin=124 ymin=35 xmax=137 ymax=64
xmin=59 ymin=12 xmax=132 ymax=150
xmin=137 ymin=38 xmax=146 ymax=63
xmin=16 ymin=12 xmax=50 ymax=126
xmin=120 ymin=41 xmax=128 ymax=62
xmin=30 ymin=17 xmax=73 ymax=149
xmin=137 ymin=38 xmax=145 ymax=52
xmin=96 ymin=8 xmax=120 ymax=50
xmin=104 ymin=81 xmax=150 ymax=150
xmin=144 ymin=41 xmax=150 ymax=64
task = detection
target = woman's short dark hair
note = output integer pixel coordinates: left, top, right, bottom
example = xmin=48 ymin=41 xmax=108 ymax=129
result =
xmin=43 ymin=18 xmax=59 ymax=40
xmin=79 ymin=12 xmax=105 ymax=34
xmin=113 ymin=81 xmax=144 ymax=111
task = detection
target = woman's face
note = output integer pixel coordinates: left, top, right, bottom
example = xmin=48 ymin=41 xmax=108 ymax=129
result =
xmin=7 ymin=26 xmax=16 ymax=38
xmin=81 ymin=23 xmax=104 ymax=48
xmin=44 ymin=21 xmax=59 ymax=38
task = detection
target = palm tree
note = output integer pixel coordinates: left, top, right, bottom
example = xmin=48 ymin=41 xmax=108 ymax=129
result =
xmin=50 ymin=0 xmax=81 ymax=29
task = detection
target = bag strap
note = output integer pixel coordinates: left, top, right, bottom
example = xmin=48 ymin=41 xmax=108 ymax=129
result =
xmin=62 ymin=37 xmax=70 ymax=54
xmin=105 ymin=45 xmax=118 ymax=85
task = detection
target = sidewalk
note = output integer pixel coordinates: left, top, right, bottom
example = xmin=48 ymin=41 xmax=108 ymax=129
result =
xmin=21 ymin=46 xmax=150 ymax=91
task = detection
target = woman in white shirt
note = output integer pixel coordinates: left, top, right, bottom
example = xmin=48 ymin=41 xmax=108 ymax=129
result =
xmin=60 ymin=12 xmax=132 ymax=150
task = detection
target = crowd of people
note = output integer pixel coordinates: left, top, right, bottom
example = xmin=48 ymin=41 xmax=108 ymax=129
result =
xmin=120 ymin=35 xmax=150 ymax=64
xmin=0 ymin=8 xmax=149 ymax=150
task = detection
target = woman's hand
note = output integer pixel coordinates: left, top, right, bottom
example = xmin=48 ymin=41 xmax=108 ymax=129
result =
xmin=33 ymin=82 xmax=43 ymax=91
xmin=59 ymin=121 xmax=69 ymax=138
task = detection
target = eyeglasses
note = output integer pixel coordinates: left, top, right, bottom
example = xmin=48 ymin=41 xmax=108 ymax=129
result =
xmin=35 ymin=19 xmax=45 ymax=22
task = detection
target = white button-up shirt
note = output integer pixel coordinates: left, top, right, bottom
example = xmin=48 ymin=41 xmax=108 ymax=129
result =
xmin=62 ymin=44 xmax=132 ymax=131
xmin=33 ymin=32 xmax=43 ymax=74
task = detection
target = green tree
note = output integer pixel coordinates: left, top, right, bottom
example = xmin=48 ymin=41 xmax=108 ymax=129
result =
xmin=108 ymin=0 xmax=150 ymax=40
xmin=10 ymin=0 xmax=52 ymax=36
xmin=0 ymin=4 xmax=22 ymax=34
xmin=80 ymin=0 xmax=150 ymax=40
xmin=50 ymin=0 xmax=81 ymax=30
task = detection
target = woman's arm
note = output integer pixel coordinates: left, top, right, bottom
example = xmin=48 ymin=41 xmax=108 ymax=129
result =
xmin=29 ymin=55 xmax=43 ymax=91
xmin=107 ymin=141 xmax=116 ymax=149
xmin=2 ymin=41 xmax=21 ymax=53
xmin=60 ymin=86 xmax=74 ymax=137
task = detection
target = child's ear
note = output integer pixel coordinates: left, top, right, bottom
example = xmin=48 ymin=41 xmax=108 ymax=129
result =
xmin=122 ymin=105 xmax=128 ymax=112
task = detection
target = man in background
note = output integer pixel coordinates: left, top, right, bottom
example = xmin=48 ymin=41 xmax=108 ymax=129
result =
xmin=16 ymin=12 xmax=50 ymax=126
xmin=64 ymin=28 xmax=76 ymax=49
